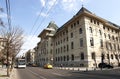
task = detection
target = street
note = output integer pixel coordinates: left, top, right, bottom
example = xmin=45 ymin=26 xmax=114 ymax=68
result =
xmin=16 ymin=67 xmax=120 ymax=79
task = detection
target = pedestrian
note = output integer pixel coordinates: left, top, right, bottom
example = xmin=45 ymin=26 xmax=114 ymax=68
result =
xmin=60 ymin=64 xmax=63 ymax=68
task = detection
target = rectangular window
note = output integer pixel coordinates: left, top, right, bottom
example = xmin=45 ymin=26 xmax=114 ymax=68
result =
xmin=90 ymin=18 xmax=92 ymax=23
xmin=71 ymin=24 xmax=73 ymax=29
xmin=71 ymin=42 xmax=74 ymax=49
xmin=77 ymin=20 xmax=79 ymax=25
xmin=74 ymin=23 xmax=76 ymax=26
xmin=91 ymin=52 xmax=95 ymax=59
xmin=67 ymin=45 xmax=69 ymax=51
xmin=61 ymin=47 xmax=62 ymax=53
xmin=80 ymin=38 xmax=83 ymax=47
xmin=71 ymin=32 xmax=73 ymax=38
xmin=80 ymin=53 xmax=84 ymax=60
xmin=107 ymin=54 xmax=109 ymax=59
xmin=64 ymin=46 xmax=66 ymax=52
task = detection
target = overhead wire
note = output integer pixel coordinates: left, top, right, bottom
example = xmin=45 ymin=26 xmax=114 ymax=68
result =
xmin=22 ymin=0 xmax=49 ymax=54
xmin=17 ymin=0 xmax=58 ymax=54
xmin=5 ymin=0 xmax=11 ymax=30
xmin=31 ymin=0 xmax=58 ymax=39
xmin=29 ymin=0 xmax=48 ymax=35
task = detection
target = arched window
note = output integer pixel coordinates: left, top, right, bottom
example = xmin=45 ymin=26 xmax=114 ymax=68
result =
xmin=108 ymin=34 xmax=110 ymax=39
xmin=90 ymin=37 xmax=94 ymax=46
xmin=89 ymin=27 xmax=93 ymax=33
xmin=107 ymin=54 xmax=109 ymax=59
xmin=115 ymin=54 xmax=118 ymax=59
xmin=79 ymin=28 xmax=82 ymax=34
xmin=100 ymin=39 xmax=103 ymax=47
xmin=104 ymin=33 xmax=106 ymax=38
xmin=99 ymin=30 xmax=102 ymax=35
xmin=111 ymin=54 xmax=113 ymax=59
xmin=116 ymin=37 xmax=118 ymax=41
xmin=112 ymin=36 xmax=114 ymax=40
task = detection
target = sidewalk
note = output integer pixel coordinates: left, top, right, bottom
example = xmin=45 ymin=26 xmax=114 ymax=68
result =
xmin=0 ymin=65 xmax=17 ymax=79
xmin=54 ymin=66 xmax=120 ymax=71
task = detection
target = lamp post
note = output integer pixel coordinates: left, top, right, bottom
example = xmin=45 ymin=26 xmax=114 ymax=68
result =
xmin=101 ymin=53 xmax=104 ymax=70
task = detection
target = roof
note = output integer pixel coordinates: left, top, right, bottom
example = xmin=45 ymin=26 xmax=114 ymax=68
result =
xmin=47 ymin=21 xmax=58 ymax=30
xmin=56 ymin=7 xmax=120 ymax=34
xmin=38 ymin=21 xmax=58 ymax=37
xmin=76 ymin=6 xmax=92 ymax=15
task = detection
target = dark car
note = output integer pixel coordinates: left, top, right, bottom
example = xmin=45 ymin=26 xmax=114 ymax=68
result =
xmin=98 ymin=63 xmax=113 ymax=69
xmin=106 ymin=64 xmax=113 ymax=68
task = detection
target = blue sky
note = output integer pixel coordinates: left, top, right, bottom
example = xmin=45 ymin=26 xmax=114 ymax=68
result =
xmin=0 ymin=0 xmax=120 ymax=56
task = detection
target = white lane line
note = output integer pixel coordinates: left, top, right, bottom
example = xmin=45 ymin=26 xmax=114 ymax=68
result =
xmin=27 ymin=69 xmax=47 ymax=79
xmin=52 ymin=72 xmax=64 ymax=76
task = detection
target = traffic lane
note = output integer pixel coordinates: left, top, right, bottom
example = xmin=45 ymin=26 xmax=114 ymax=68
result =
xmin=16 ymin=68 xmax=48 ymax=79
xmin=26 ymin=67 xmax=109 ymax=79
xmin=18 ymin=67 xmax=120 ymax=79
xmin=27 ymin=67 xmax=72 ymax=79
xmin=36 ymin=67 xmax=120 ymax=79
xmin=68 ymin=69 xmax=120 ymax=79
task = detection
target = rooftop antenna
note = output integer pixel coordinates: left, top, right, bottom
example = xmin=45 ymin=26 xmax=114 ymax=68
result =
xmin=81 ymin=0 xmax=84 ymax=7
xmin=82 ymin=4 xmax=84 ymax=7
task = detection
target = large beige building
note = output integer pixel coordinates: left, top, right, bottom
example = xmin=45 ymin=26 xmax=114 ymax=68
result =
xmin=35 ymin=21 xmax=58 ymax=66
xmin=36 ymin=7 xmax=120 ymax=68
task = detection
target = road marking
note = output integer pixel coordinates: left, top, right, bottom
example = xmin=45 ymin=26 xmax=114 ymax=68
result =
xmin=52 ymin=73 xmax=63 ymax=76
xmin=27 ymin=69 xmax=47 ymax=79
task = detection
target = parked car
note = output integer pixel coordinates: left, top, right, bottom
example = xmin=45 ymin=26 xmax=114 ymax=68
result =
xmin=106 ymin=64 xmax=113 ymax=68
xmin=98 ymin=63 xmax=113 ymax=69
xmin=44 ymin=64 xmax=53 ymax=69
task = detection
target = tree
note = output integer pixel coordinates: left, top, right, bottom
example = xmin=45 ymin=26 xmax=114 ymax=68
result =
xmin=0 ymin=26 xmax=24 ymax=76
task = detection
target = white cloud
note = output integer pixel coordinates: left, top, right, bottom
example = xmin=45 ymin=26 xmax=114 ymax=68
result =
xmin=47 ymin=0 xmax=57 ymax=9
xmin=40 ymin=0 xmax=46 ymax=7
xmin=81 ymin=0 xmax=84 ymax=2
xmin=61 ymin=0 xmax=79 ymax=12
xmin=0 ymin=13 xmax=7 ymax=18
xmin=41 ymin=12 xmax=48 ymax=17
xmin=36 ymin=12 xmax=48 ymax=17
xmin=17 ymin=35 xmax=40 ymax=57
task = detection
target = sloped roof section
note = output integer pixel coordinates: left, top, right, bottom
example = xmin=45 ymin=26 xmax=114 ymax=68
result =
xmin=47 ymin=21 xmax=58 ymax=30
xmin=76 ymin=6 xmax=92 ymax=15
xmin=107 ymin=21 xmax=120 ymax=27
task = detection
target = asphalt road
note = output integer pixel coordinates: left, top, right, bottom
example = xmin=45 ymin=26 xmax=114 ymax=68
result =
xmin=16 ymin=67 xmax=120 ymax=79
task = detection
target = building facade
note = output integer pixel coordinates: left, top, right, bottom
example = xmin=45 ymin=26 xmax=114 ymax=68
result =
xmin=25 ymin=49 xmax=35 ymax=65
xmin=36 ymin=21 xmax=58 ymax=66
xmin=36 ymin=7 xmax=120 ymax=68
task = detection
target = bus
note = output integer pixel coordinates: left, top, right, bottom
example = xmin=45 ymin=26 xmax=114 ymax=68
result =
xmin=16 ymin=58 xmax=26 ymax=68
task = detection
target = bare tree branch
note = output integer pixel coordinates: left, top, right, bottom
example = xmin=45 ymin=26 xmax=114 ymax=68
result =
xmin=0 ymin=26 xmax=24 ymax=58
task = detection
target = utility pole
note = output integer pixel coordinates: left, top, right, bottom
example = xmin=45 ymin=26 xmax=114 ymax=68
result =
xmin=6 ymin=41 xmax=9 ymax=76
